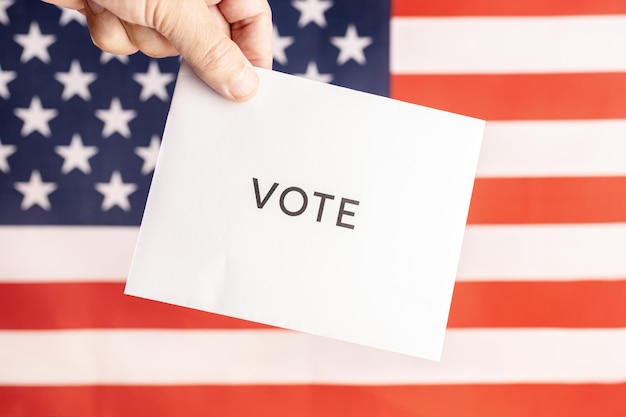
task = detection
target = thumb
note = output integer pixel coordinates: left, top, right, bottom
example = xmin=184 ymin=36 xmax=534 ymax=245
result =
xmin=157 ymin=2 xmax=259 ymax=101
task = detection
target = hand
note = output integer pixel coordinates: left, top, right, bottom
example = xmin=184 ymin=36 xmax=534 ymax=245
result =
xmin=44 ymin=0 xmax=272 ymax=102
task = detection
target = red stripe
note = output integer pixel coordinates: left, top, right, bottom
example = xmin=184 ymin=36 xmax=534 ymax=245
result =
xmin=2 ymin=281 xmax=625 ymax=329
xmin=392 ymin=0 xmax=626 ymax=17
xmin=1 ymin=384 xmax=624 ymax=417
xmin=448 ymin=281 xmax=626 ymax=328
xmin=391 ymin=73 xmax=626 ymax=120
xmin=468 ymin=177 xmax=626 ymax=224
xmin=0 ymin=282 xmax=270 ymax=330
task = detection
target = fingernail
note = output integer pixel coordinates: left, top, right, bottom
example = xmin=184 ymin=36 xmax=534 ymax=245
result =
xmin=87 ymin=0 xmax=104 ymax=14
xmin=227 ymin=66 xmax=259 ymax=101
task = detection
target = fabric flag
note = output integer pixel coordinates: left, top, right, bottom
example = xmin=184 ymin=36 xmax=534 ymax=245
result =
xmin=1 ymin=0 xmax=625 ymax=415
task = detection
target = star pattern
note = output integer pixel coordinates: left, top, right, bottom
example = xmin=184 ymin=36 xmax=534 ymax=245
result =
xmin=95 ymin=97 xmax=137 ymax=139
xmin=295 ymin=61 xmax=333 ymax=83
xmin=0 ymin=139 xmax=16 ymax=173
xmin=55 ymin=133 xmax=99 ymax=174
xmin=0 ymin=2 xmax=178 ymax=224
xmin=95 ymin=170 xmax=138 ymax=211
xmin=0 ymin=64 xmax=16 ymax=99
xmin=100 ymin=51 xmax=129 ymax=64
xmin=54 ymin=60 xmax=97 ymax=101
xmin=0 ymin=0 xmax=14 ymax=25
xmin=132 ymin=61 xmax=175 ymax=101
xmin=135 ymin=135 xmax=161 ymax=175
xmin=14 ymin=96 xmax=59 ymax=137
xmin=292 ymin=0 xmax=333 ymax=28
xmin=14 ymin=170 xmax=58 ymax=211
xmin=330 ymin=24 xmax=373 ymax=65
xmin=58 ymin=6 xmax=87 ymax=26
xmin=270 ymin=1 xmax=387 ymax=97
xmin=273 ymin=26 xmax=294 ymax=66
xmin=13 ymin=22 xmax=56 ymax=63
xmin=0 ymin=0 xmax=386 ymax=224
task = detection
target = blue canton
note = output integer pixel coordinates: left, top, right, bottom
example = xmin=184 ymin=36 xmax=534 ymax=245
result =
xmin=0 ymin=0 xmax=390 ymax=226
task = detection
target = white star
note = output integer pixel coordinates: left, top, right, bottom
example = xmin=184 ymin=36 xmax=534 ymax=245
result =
xmin=0 ymin=64 xmax=16 ymax=99
xmin=54 ymin=60 xmax=97 ymax=101
xmin=95 ymin=171 xmax=138 ymax=211
xmin=14 ymin=170 xmax=58 ymax=211
xmin=0 ymin=0 xmax=14 ymax=25
xmin=273 ymin=26 xmax=294 ymax=65
xmin=55 ymin=133 xmax=98 ymax=174
xmin=13 ymin=22 xmax=56 ymax=63
xmin=135 ymin=135 xmax=161 ymax=174
xmin=58 ymin=6 xmax=87 ymax=26
xmin=132 ymin=61 xmax=175 ymax=101
xmin=295 ymin=61 xmax=333 ymax=83
xmin=95 ymin=97 xmax=137 ymax=139
xmin=292 ymin=0 xmax=333 ymax=28
xmin=100 ymin=51 xmax=129 ymax=64
xmin=0 ymin=138 xmax=16 ymax=173
xmin=14 ymin=96 xmax=58 ymax=137
xmin=330 ymin=24 xmax=373 ymax=65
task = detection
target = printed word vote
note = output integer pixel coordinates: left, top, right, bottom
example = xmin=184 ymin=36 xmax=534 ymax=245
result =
xmin=253 ymin=178 xmax=360 ymax=229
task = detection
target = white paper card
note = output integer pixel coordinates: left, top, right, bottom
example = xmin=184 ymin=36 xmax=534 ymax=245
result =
xmin=125 ymin=63 xmax=484 ymax=361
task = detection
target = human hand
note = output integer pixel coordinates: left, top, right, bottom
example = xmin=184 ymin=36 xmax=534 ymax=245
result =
xmin=44 ymin=0 xmax=272 ymax=102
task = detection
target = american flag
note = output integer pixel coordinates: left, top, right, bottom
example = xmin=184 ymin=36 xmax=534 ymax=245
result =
xmin=1 ymin=0 xmax=625 ymax=415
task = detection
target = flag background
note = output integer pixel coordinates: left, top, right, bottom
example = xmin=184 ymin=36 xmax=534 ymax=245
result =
xmin=1 ymin=0 xmax=625 ymax=416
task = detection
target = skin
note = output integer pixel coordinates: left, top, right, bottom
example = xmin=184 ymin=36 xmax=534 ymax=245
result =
xmin=44 ymin=0 xmax=273 ymax=101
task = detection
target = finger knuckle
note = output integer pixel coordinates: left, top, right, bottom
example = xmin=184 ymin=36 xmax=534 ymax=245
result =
xmin=90 ymin=30 xmax=137 ymax=55
xmin=140 ymin=44 xmax=178 ymax=58
xmin=91 ymin=38 xmax=138 ymax=56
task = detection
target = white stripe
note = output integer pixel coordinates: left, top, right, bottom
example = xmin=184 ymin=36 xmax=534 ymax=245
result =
xmin=0 ymin=328 xmax=624 ymax=385
xmin=0 ymin=226 xmax=137 ymax=282
xmin=478 ymin=120 xmax=626 ymax=178
xmin=2 ymin=224 xmax=626 ymax=282
xmin=458 ymin=224 xmax=626 ymax=281
xmin=391 ymin=15 xmax=626 ymax=74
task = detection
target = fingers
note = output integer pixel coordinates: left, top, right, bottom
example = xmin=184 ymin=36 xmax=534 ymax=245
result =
xmin=218 ymin=0 xmax=273 ymax=69
xmin=123 ymin=23 xmax=179 ymax=58
xmin=85 ymin=0 xmax=137 ymax=55
xmin=84 ymin=0 xmax=178 ymax=58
